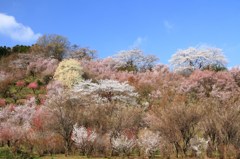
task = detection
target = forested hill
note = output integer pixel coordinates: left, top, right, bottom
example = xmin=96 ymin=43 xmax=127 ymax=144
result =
xmin=0 ymin=34 xmax=239 ymax=159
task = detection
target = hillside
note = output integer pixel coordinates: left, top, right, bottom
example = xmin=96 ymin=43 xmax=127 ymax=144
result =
xmin=0 ymin=34 xmax=240 ymax=159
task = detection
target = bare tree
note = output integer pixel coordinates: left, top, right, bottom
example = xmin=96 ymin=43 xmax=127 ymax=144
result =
xmin=147 ymin=103 xmax=203 ymax=158
xmin=36 ymin=34 xmax=70 ymax=60
xmin=47 ymin=93 xmax=83 ymax=156
xmin=67 ymin=45 xmax=97 ymax=60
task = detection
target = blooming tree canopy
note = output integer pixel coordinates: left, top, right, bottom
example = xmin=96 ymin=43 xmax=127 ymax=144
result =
xmin=0 ymin=98 xmax=39 ymax=144
xmin=113 ymin=49 xmax=158 ymax=72
xmin=169 ymin=47 xmax=227 ymax=74
xmin=111 ymin=133 xmax=136 ymax=156
xmin=54 ymin=59 xmax=83 ymax=88
xmin=73 ymin=79 xmax=138 ymax=105
xmin=27 ymin=57 xmax=59 ymax=77
xmin=180 ymin=70 xmax=239 ymax=100
xmin=71 ymin=124 xmax=97 ymax=148
xmin=138 ymin=129 xmax=161 ymax=156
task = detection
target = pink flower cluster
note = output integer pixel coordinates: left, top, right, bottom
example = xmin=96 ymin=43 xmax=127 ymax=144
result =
xmin=16 ymin=81 xmax=25 ymax=87
xmin=28 ymin=82 xmax=38 ymax=89
xmin=0 ymin=98 xmax=6 ymax=106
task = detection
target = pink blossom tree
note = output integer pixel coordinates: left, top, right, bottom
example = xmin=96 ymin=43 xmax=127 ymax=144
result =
xmin=0 ymin=98 xmax=38 ymax=148
xmin=180 ymin=70 xmax=239 ymax=101
xmin=27 ymin=57 xmax=59 ymax=78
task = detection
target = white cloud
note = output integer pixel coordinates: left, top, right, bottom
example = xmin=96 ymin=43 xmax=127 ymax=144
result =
xmin=130 ymin=37 xmax=146 ymax=48
xmin=163 ymin=20 xmax=174 ymax=30
xmin=0 ymin=13 xmax=41 ymax=42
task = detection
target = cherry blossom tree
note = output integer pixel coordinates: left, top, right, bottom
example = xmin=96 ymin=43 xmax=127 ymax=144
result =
xmin=169 ymin=47 xmax=227 ymax=75
xmin=113 ymin=49 xmax=158 ymax=72
xmin=0 ymin=97 xmax=38 ymax=148
xmin=80 ymin=57 xmax=119 ymax=80
xmin=230 ymin=67 xmax=240 ymax=87
xmin=71 ymin=124 xmax=97 ymax=155
xmin=180 ymin=70 xmax=239 ymax=101
xmin=46 ymin=80 xmax=65 ymax=98
xmin=111 ymin=133 xmax=136 ymax=157
xmin=138 ymin=129 xmax=161 ymax=158
xmin=27 ymin=57 xmax=59 ymax=79
xmin=73 ymin=79 xmax=138 ymax=105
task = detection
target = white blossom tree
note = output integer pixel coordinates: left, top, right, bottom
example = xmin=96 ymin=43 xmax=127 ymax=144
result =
xmin=111 ymin=133 xmax=136 ymax=156
xmin=73 ymin=79 xmax=138 ymax=105
xmin=190 ymin=136 xmax=209 ymax=157
xmin=169 ymin=47 xmax=227 ymax=74
xmin=113 ymin=49 xmax=158 ymax=72
xmin=138 ymin=129 xmax=161 ymax=157
xmin=71 ymin=124 xmax=97 ymax=155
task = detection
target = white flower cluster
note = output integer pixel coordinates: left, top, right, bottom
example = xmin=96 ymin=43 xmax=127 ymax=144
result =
xmin=113 ymin=49 xmax=158 ymax=71
xmin=73 ymin=79 xmax=138 ymax=105
xmin=169 ymin=47 xmax=227 ymax=73
xmin=138 ymin=129 xmax=161 ymax=155
xmin=71 ymin=124 xmax=97 ymax=148
xmin=111 ymin=134 xmax=135 ymax=154
xmin=190 ymin=136 xmax=209 ymax=156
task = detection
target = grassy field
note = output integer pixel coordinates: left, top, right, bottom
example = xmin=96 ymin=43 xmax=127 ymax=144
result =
xmin=39 ymin=155 xmax=140 ymax=159
xmin=39 ymin=154 xmax=169 ymax=159
xmin=39 ymin=155 xmax=104 ymax=159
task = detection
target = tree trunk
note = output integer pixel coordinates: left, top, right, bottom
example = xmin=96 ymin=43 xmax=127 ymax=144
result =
xmin=237 ymin=151 xmax=240 ymax=159
xmin=64 ymin=140 xmax=71 ymax=156
xmin=219 ymin=145 xmax=227 ymax=159
xmin=174 ymin=142 xmax=181 ymax=158
xmin=7 ymin=140 xmax=11 ymax=147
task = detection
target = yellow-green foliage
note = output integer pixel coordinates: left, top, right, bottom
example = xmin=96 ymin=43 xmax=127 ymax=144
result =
xmin=54 ymin=59 xmax=83 ymax=88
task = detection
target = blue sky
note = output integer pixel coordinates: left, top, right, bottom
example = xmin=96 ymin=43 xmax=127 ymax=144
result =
xmin=0 ymin=0 xmax=240 ymax=66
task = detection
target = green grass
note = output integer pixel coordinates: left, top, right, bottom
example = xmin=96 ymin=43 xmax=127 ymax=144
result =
xmin=0 ymin=146 xmax=35 ymax=159
xmin=39 ymin=154 xmax=102 ymax=159
xmin=0 ymin=147 xmax=182 ymax=159
xmin=39 ymin=155 xmax=139 ymax=159
xmin=0 ymin=147 xmax=14 ymax=159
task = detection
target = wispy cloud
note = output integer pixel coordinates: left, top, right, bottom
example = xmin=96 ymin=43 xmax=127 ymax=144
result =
xmin=129 ymin=37 xmax=146 ymax=48
xmin=0 ymin=13 xmax=41 ymax=42
xmin=163 ymin=20 xmax=174 ymax=31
